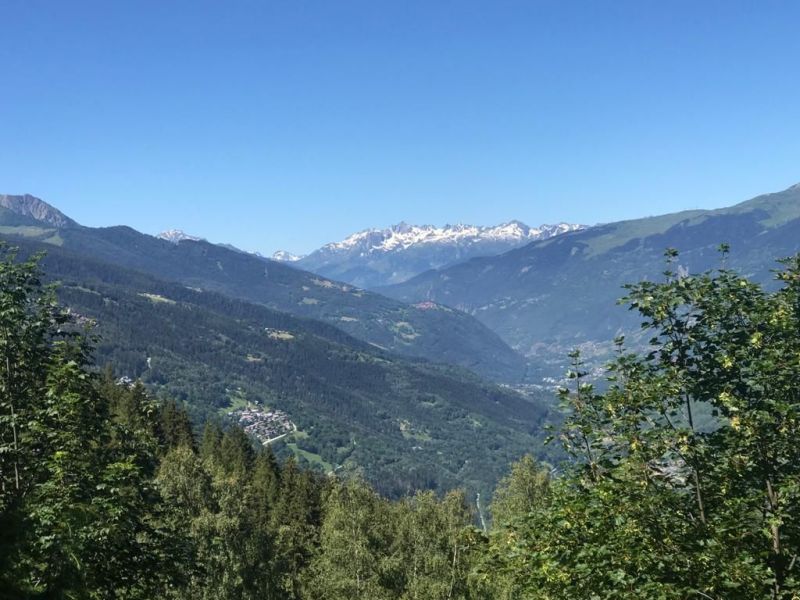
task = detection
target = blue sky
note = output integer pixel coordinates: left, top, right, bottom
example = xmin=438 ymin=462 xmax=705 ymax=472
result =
xmin=1 ymin=1 xmax=799 ymax=255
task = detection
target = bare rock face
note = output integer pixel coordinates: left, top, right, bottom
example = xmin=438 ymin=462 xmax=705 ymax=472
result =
xmin=0 ymin=194 xmax=76 ymax=227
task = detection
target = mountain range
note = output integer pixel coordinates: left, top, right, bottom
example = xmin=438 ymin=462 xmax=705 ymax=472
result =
xmin=381 ymin=183 xmax=800 ymax=375
xmin=4 ymin=183 xmax=800 ymax=493
xmin=0 ymin=195 xmax=527 ymax=382
xmin=0 ymin=195 xmax=551 ymax=496
xmin=273 ymin=221 xmax=583 ymax=288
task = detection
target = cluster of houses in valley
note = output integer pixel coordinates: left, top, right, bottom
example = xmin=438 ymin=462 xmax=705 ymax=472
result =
xmin=229 ymin=406 xmax=296 ymax=445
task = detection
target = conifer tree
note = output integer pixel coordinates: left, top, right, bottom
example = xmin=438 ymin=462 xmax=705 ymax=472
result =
xmin=0 ymin=246 xmax=181 ymax=597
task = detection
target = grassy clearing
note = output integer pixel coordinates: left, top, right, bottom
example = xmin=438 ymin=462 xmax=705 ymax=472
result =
xmin=0 ymin=225 xmax=55 ymax=238
xmin=286 ymin=441 xmax=334 ymax=472
xmin=138 ymin=292 xmax=177 ymax=305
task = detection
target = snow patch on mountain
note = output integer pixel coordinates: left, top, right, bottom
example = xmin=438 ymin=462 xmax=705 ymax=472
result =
xmin=272 ymin=250 xmax=304 ymax=262
xmin=157 ymin=229 xmax=204 ymax=244
xmin=301 ymin=221 xmax=584 ymax=257
xmin=271 ymin=220 xmax=584 ymax=288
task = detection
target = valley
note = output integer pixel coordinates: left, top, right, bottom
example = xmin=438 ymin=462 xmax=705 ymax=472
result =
xmin=3 ymin=183 xmax=800 ymax=498
xmin=0 ymin=213 xmax=551 ymax=498
xmin=5 ymin=4 xmax=799 ymax=596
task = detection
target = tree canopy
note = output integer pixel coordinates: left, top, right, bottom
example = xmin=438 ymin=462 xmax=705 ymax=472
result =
xmin=485 ymin=248 xmax=800 ymax=599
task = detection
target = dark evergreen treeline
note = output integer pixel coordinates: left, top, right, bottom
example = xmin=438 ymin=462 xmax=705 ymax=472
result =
xmin=3 ymin=245 xmax=800 ymax=598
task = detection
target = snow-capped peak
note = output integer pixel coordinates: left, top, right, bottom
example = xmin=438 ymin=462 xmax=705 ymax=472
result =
xmin=273 ymin=219 xmax=584 ymax=288
xmin=272 ymin=250 xmax=305 ymax=262
xmin=318 ymin=221 xmax=583 ymax=255
xmin=157 ymin=229 xmax=204 ymax=244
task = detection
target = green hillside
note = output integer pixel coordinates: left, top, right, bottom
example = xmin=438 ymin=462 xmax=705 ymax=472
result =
xmin=0 ymin=196 xmax=528 ymax=382
xmin=382 ymin=183 xmax=800 ymax=374
xmin=4 ymin=239 xmax=551 ymax=498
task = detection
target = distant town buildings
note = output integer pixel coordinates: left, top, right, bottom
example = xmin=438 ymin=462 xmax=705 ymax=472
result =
xmin=229 ymin=406 xmax=295 ymax=445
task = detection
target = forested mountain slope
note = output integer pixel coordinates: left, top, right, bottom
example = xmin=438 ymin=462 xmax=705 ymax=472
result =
xmin=4 ymin=238 xmax=550 ymax=497
xmin=0 ymin=195 xmax=528 ymax=382
xmin=382 ymin=183 xmax=800 ymax=370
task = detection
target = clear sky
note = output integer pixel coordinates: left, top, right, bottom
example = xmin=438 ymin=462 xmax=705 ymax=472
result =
xmin=1 ymin=1 xmax=799 ymax=255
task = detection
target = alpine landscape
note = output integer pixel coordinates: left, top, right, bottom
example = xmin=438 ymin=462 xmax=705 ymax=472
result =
xmin=2 ymin=3 xmax=800 ymax=599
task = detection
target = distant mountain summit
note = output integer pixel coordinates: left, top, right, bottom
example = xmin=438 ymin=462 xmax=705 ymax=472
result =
xmin=274 ymin=221 xmax=584 ymax=288
xmin=157 ymin=229 xmax=268 ymax=260
xmin=324 ymin=221 xmax=579 ymax=253
xmin=0 ymin=194 xmax=76 ymax=228
xmin=157 ymin=229 xmax=204 ymax=244
xmin=271 ymin=250 xmax=304 ymax=262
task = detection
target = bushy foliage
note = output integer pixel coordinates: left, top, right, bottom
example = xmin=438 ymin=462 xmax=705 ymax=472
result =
xmin=483 ymin=248 xmax=800 ymax=599
xmin=0 ymin=245 xmax=179 ymax=597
